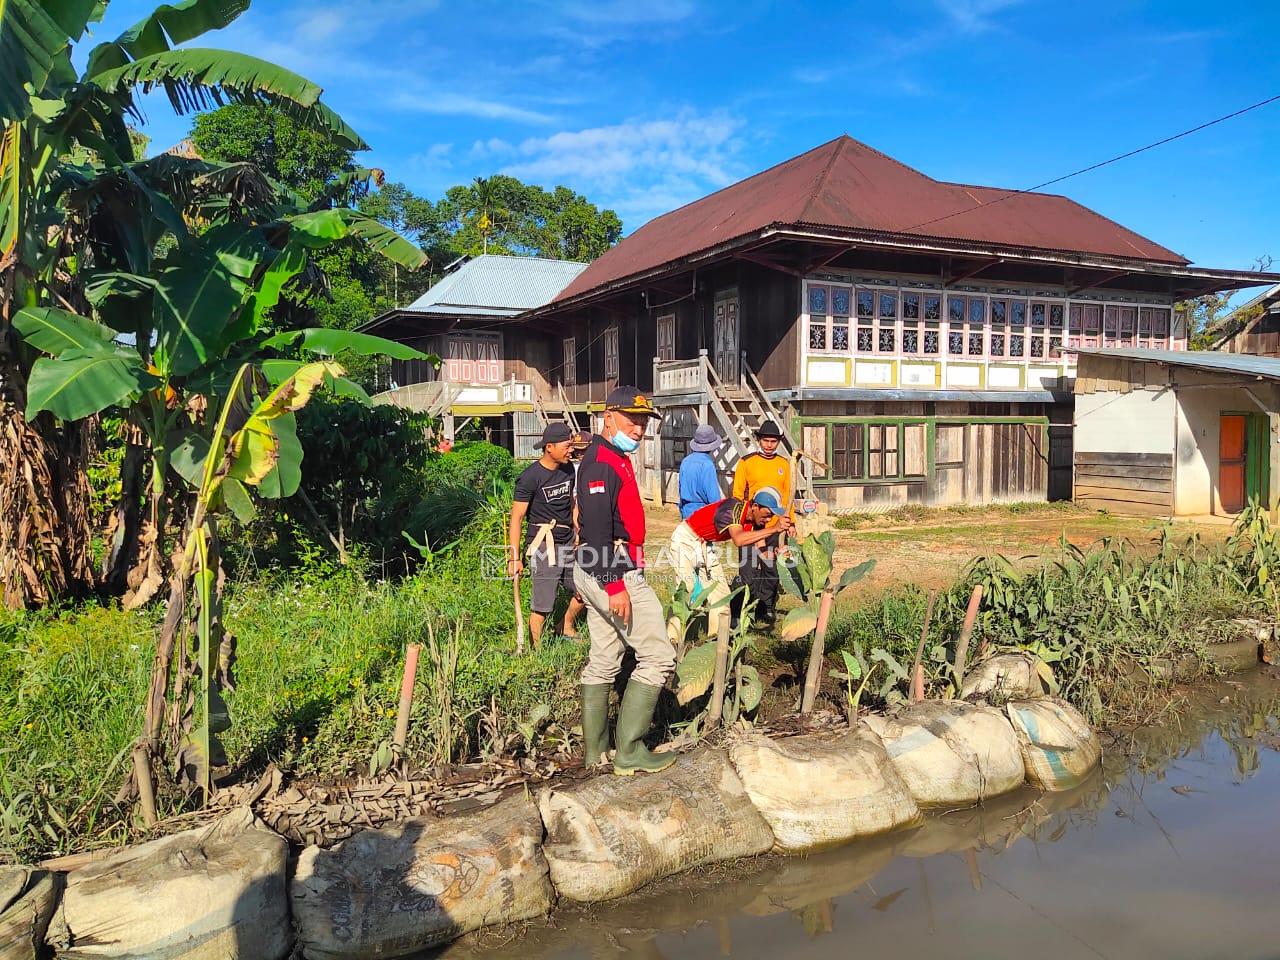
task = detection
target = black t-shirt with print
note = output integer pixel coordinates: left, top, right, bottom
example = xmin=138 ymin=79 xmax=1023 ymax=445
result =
xmin=513 ymin=461 xmax=576 ymax=545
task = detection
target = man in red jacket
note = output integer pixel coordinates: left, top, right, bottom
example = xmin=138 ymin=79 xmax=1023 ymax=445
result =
xmin=574 ymin=387 xmax=674 ymax=775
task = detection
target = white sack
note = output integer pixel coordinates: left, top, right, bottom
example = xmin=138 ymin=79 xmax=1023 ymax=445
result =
xmin=960 ymin=652 xmax=1053 ymax=700
xmin=1006 ymin=697 xmax=1102 ymax=791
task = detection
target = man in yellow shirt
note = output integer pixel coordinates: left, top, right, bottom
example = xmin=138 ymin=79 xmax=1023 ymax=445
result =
xmin=731 ymin=421 xmax=792 ymax=626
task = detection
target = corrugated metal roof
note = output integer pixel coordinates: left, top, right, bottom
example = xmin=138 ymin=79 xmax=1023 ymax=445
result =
xmin=1074 ymin=347 xmax=1280 ymax=382
xmin=553 ymin=136 xmax=1189 ymax=304
xmin=406 ymin=254 xmax=588 ymax=316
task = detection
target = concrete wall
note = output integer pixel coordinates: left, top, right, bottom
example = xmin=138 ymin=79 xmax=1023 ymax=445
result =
xmin=1173 ymin=385 xmax=1280 ymax=516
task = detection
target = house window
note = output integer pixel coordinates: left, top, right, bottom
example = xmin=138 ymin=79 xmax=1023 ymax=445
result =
xmin=989 ymin=298 xmax=1008 ymax=357
xmin=604 ymin=325 xmax=619 ymax=380
xmin=1070 ymin=303 xmax=1101 ymax=352
xmin=563 ymin=337 xmax=577 ymax=386
xmin=856 ymin=289 xmax=874 ymax=352
xmin=902 ymin=292 xmax=921 ymax=354
xmin=831 ymin=423 xmax=865 ymax=480
xmin=1141 ymin=306 xmax=1171 ymax=348
xmin=877 ymin=291 xmax=898 ymax=353
xmin=656 ymin=314 xmax=675 ymax=361
xmin=948 ymin=295 xmax=987 ymax=356
xmin=805 ymin=283 xmax=853 ymax=353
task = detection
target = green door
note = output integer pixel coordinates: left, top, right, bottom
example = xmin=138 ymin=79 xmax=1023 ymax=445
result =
xmin=1245 ymin=413 xmax=1270 ymax=508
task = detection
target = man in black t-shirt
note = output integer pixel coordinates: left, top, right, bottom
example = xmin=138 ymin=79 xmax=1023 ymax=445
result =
xmin=507 ymin=422 xmax=584 ymax=644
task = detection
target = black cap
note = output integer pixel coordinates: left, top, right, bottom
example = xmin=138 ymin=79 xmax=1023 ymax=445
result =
xmin=604 ymin=386 xmax=659 ymax=418
xmin=537 ymin=422 xmax=574 ymax=447
xmin=755 ymin=420 xmax=783 ymax=439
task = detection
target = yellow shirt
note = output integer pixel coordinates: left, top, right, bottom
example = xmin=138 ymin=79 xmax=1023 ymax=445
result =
xmin=732 ymin=451 xmax=792 ymax=522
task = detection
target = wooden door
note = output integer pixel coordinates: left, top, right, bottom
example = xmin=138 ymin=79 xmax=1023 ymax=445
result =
xmin=445 ymin=333 xmax=501 ymax=384
xmin=713 ymin=296 xmax=739 ymax=384
xmin=656 ymin=314 xmax=675 ymax=361
xmin=1220 ymin=414 xmax=1246 ymax=514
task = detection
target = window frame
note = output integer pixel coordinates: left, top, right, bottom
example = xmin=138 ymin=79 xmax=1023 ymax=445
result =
xmin=562 ymin=336 xmax=577 ymax=386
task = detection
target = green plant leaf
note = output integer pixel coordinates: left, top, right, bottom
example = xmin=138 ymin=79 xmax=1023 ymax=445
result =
xmin=12 ymin=306 xmax=115 ymax=356
xmin=263 ymin=326 xmax=432 ymax=361
xmin=737 ymin=665 xmax=762 ymax=712
xmin=24 ymin=345 xmax=155 ymax=421
xmin=838 ymin=649 xmax=863 ymax=678
xmin=800 ymin=533 xmax=832 ymax=592
xmin=261 ymin=359 xmax=373 ymax=404
xmin=220 ymin=476 xmax=255 ymax=523
xmin=255 ymin=411 xmax=302 ymax=498
xmin=779 ymin=606 xmax=819 ymax=641
xmin=675 ymin=642 xmax=718 ymax=705
xmin=0 ymin=0 xmax=100 ymax=122
xmin=286 ymin=208 xmax=429 ymax=269
xmin=84 ymin=0 xmax=251 ymax=77
xmin=777 ymin=558 xmax=807 ymax=601
xmin=170 ymin=428 xmax=211 ymax=487
xmin=835 ymin=559 xmax=876 ymax=593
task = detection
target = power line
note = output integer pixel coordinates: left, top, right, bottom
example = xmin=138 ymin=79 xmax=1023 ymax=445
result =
xmin=905 ymin=93 xmax=1280 ymax=234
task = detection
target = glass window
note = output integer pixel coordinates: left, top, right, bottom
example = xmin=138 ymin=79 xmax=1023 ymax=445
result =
xmin=832 ymin=322 xmax=849 ymax=351
xmin=969 ymin=299 xmax=985 ymax=325
xmin=949 ymin=298 xmax=965 ymax=323
xmin=924 ymin=295 xmax=941 ymax=320
xmin=879 ymin=292 xmax=897 ymax=318
xmin=831 ymin=287 xmax=850 ymax=316
xmin=990 ymin=333 xmax=1006 ymax=356
xmin=924 ymin=329 xmax=940 ymax=354
xmin=903 ymin=292 xmax=920 ymax=319
xmin=1010 ymin=333 xmax=1025 ymax=357
xmin=1050 ymin=304 xmax=1065 ymax=329
xmin=968 ymin=332 xmax=984 ymax=355
xmin=808 ymin=285 xmax=827 ymax=315
xmin=856 ymin=290 xmax=874 ymax=318
xmin=903 ymin=328 xmax=919 ymax=353
xmin=809 ymin=321 xmax=827 ymax=350
xmin=878 ymin=328 xmax=896 ymax=352
xmin=1030 ymin=337 xmax=1044 ymax=358
xmin=949 ymin=330 xmax=965 ymax=354
xmin=1011 ymin=300 xmax=1026 ymax=326
xmin=990 ymin=299 xmax=1007 ymax=325
xmin=831 ymin=423 xmax=864 ymax=480
xmin=857 ymin=328 xmax=873 ymax=351
xmin=1031 ymin=302 xmax=1046 ymax=327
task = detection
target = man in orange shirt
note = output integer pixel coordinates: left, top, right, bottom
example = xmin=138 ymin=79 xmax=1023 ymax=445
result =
xmin=731 ymin=421 xmax=792 ymax=626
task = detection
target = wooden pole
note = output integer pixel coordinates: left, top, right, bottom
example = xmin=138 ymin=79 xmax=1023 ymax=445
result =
xmin=954 ymin=584 xmax=983 ymax=694
xmin=800 ymin=589 xmax=835 ymax=714
xmin=131 ymin=744 xmax=157 ymax=827
xmin=707 ymin=612 xmax=731 ymax=729
xmin=910 ymin=589 xmax=938 ymax=703
xmin=393 ymin=643 xmax=422 ymax=756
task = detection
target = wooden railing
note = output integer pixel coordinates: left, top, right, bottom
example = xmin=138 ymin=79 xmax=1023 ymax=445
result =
xmin=652 ymin=356 xmax=707 ymax=396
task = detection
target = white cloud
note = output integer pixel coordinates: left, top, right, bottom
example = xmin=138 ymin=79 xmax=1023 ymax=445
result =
xmin=497 ymin=111 xmax=746 ymax=225
xmin=934 ymin=0 xmax=1024 ymax=34
xmin=390 ymin=92 xmax=554 ymax=124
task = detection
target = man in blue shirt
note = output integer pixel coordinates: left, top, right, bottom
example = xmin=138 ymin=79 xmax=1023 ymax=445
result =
xmin=678 ymin=424 xmax=723 ymax=519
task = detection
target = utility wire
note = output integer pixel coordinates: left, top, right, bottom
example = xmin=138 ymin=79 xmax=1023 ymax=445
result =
xmin=905 ymin=94 xmax=1280 ymax=234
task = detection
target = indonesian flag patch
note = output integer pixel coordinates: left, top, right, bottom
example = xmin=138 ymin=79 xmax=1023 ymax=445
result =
xmin=588 ymin=480 xmax=606 ymax=495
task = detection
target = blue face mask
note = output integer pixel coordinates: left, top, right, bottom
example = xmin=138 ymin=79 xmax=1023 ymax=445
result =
xmin=611 ymin=431 xmax=640 ymax=453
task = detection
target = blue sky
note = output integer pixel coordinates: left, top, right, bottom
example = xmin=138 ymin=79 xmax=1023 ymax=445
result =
xmin=98 ymin=0 xmax=1278 ymax=276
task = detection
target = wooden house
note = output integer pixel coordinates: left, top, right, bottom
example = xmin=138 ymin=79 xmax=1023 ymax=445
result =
xmin=1213 ymin=283 xmax=1280 ymax=357
xmin=519 ymin=136 xmax=1277 ymax=510
xmin=1074 ymin=349 xmax=1280 ymax=517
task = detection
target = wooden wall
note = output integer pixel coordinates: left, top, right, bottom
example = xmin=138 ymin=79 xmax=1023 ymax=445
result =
xmin=1073 ymin=451 xmax=1173 ymax=516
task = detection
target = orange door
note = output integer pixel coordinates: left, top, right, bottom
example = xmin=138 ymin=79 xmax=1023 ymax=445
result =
xmin=1219 ymin=414 xmax=1247 ymax=514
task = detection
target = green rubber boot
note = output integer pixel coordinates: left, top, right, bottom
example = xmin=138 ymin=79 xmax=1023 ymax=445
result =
xmin=612 ymin=681 xmax=676 ymax=776
xmin=580 ymin=683 xmax=612 ymax=767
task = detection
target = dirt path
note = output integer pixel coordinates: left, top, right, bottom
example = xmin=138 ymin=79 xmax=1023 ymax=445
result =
xmin=642 ymin=502 xmax=1232 ymax=600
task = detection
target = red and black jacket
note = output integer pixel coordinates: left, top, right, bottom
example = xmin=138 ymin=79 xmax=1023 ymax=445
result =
xmin=575 ymin=435 xmax=646 ymax=596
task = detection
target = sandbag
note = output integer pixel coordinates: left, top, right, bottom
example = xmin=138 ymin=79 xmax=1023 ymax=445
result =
xmin=538 ymin=747 xmax=774 ymax=903
xmin=960 ymin=652 xmax=1053 ymax=700
xmin=727 ymin=729 xmax=920 ymax=851
xmin=1006 ymin=697 xmax=1102 ymax=791
xmin=862 ymin=700 xmax=1026 ymax=807
xmin=47 ymin=807 xmax=288 ymax=960
xmin=292 ymin=793 xmax=552 ymax=960
xmin=1 ymin=867 xmax=58 ymax=960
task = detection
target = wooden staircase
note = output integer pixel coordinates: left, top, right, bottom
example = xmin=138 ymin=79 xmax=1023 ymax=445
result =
xmin=701 ymin=352 xmax=815 ymax=500
xmin=532 ymin=382 xmax=582 ymax=434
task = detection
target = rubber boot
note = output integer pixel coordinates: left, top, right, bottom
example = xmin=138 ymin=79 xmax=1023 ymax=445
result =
xmin=580 ymin=683 xmax=612 ymax=767
xmin=612 ymin=681 xmax=676 ymax=776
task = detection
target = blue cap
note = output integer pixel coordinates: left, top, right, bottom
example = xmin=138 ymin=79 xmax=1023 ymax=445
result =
xmin=752 ymin=489 xmax=784 ymax=516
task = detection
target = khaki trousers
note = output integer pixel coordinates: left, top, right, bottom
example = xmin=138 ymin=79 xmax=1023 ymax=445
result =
xmin=574 ymin=567 xmax=675 ymax=688
xmin=667 ymin=522 xmax=732 ymax=642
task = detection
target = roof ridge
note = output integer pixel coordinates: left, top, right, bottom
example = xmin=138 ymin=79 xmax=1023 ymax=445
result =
xmin=629 ymin=135 xmax=849 ymax=231
xmin=471 ymin=252 xmax=589 ymax=266
xmin=799 ymin=136 xmax=848 ymax=223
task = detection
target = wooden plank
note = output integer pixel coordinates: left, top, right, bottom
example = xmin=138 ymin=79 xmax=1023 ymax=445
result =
xmin=1074 ymin=494 xmax=1171 ymax=518
xmin=1074 ymin=484 xmax=1172 ymax=506
xmin=1073 ymin=473 xmax=1172 ymax=494
xmin=1073 ymin=451 xmax=1173 ymax=467
xmin=1072 ymin=462 xmax=1172 ymax=481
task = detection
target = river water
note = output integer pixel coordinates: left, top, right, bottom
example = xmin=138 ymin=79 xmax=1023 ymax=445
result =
xmin=446 ymin=671 xmax=1280 ymax=960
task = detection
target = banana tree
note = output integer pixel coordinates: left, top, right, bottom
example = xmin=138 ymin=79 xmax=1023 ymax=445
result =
xmin=775 ymin=531 xmax=875 ymax=713
xmin=2 ymin=0 xmax=427 ymax=608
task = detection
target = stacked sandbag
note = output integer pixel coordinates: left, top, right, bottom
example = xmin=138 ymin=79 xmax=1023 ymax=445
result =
xmin=862 ymin=700 xmax=1026 ymax=807
xmin=292 ymin=793 xmax=552 ymax=960
xmin=538 ymin=748 xmax=774 ymax=903
xmin=1006 ymin=697 xmax=1102 ymax=791
xmin=727 ymin=729 xmax=920 ymax=851
xmin=1 ymin=866 xmax=58 ymax=960
xmin=47 ymin=807 xmax=288 ymax=959
xmin=960 ymin=652 xmax=1053 ymax=700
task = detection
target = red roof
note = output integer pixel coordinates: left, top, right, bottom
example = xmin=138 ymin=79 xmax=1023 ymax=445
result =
xmin=553 ymin=135 xmax=1188 ymax=304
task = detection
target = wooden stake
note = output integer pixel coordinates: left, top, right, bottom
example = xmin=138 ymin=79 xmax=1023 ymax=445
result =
xmin=910 ymin=589 xmax=938 ymax=703
xmin=954 ymin=584 xmax=984 ymax=694
xmin=707 ymin=612 xmax=731 ymax=729
xmin=513 ymin=575 xmax=525 ymax=654
xmin=131 ymin=744 xmax=157 ymax=827
xmin=393 ymin=643 xmax=422 ymax=756
xmin=800 ymin=589 xmax=835 ymax=714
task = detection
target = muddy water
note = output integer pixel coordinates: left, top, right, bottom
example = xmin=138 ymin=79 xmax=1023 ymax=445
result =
xmin=446 ymin=671 xmax=1280 ymax=960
